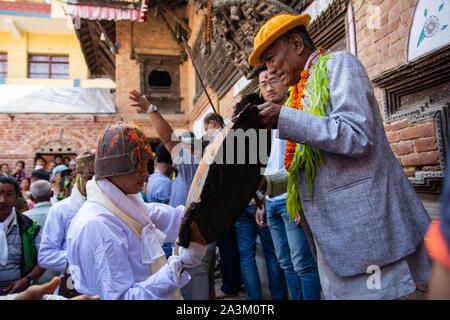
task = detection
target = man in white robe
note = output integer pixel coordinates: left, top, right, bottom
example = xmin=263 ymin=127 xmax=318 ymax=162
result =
xmin=66 ymin=122 xmax=206 ymax=300
xmin=38 ymin=152 xmax=94 ymax=297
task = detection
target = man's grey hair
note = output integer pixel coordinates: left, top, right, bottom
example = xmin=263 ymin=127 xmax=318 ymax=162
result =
xmin=280 ymin=25 xmax=316 ymax=51
xmin=30 ymin=180 xmax=52 ymax=202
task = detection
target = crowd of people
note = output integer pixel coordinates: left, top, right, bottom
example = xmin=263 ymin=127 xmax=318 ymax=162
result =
xmin=0 ymin=13 xmax=449 ymax=301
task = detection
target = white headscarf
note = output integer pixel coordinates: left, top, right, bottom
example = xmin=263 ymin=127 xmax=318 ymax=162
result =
xmin=95 ymin=178 xmax=166 ymax=264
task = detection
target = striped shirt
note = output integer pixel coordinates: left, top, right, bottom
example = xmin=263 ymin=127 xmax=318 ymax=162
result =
xmin=0 ymin=211 xmax=41 ymax=294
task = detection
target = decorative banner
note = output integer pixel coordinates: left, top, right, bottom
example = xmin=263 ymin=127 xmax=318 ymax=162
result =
xmin=347 ymin=5 xmax=357 ymax=56
xmin=139 ymin=0 xmax=149 ymax=22
xmin=65 ymin=3 xmax=142 ymax=21
xmin=408 ymin=0 xmax=450 ymax=61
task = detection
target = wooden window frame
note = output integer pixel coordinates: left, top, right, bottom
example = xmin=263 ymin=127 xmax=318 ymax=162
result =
xmin=28 ymin=54 xmax=69 ymax=79
xmin=0 ymin=52 xmax=7 ymax=77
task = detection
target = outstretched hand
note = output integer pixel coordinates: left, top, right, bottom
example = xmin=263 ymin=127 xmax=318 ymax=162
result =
xmin=14 ymin=277 xmax=100 ymax=300
xmin=129 ymin=90 xmax=150 ymax=113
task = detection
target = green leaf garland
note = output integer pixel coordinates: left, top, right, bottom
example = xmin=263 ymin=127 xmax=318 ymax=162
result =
xmin=286 ymin=52 xmax=333 ymax=221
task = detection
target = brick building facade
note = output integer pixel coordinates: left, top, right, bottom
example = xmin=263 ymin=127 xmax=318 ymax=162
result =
xmin=1 ymin=0 xmax=448 ymax=216
xmin=0 ymin=0 xmax=116 ymax=174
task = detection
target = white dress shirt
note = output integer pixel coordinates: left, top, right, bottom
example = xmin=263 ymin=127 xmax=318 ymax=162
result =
xmin=38 ymin=186 xmax=86 ymax=273
xmin=66 ymin=199 xmax=189 ymax=300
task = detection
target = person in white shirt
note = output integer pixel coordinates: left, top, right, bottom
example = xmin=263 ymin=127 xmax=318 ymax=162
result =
xmin=38 ymin=152 xmax=95 ymax=297
xmin=66 ymin=122 xmax=206 ymax=300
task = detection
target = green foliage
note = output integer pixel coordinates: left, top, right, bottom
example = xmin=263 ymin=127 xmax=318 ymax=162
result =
xmin=286 ymin=53 xmax=333 ymax=220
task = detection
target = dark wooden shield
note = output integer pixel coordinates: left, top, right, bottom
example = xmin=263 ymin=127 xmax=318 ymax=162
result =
xmin=177 ymin=105 xmax=271 ymax=247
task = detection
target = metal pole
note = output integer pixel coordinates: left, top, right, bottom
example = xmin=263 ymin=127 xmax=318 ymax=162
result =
xmin=181 ymin=36 xmax=224 ymax=128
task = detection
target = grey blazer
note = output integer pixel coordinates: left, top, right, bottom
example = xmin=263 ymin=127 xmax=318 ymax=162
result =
xmin=278 ymin=51 xmax=431 ymax=278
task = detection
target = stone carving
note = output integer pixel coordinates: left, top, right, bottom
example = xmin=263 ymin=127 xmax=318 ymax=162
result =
xmin=190 ymin=0 xmax=302 ymax=90
xmin=188 ymin=0 xmax=348 ymax=98
xmin=372 ymin=44 xmax=450 ymax=192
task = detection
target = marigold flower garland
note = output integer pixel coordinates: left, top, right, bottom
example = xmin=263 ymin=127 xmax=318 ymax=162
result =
xmin=284 ymin=52 xmax=333 ymax=220
xmin=284 ymin=69 xmax=310 ymax=171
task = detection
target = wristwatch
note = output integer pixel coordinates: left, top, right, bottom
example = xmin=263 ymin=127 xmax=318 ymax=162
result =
xmin=26 ymin=275 xmax=34 ymax=286
xmin=146 ymin=104 xmax=158 ymax=113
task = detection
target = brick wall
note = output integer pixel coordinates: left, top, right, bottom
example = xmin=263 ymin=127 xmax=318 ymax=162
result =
xmin=355 ymin=0 xmax=415 ymax=79
xmin=114 ymin=16 xmax=192 ymax=139
xmin=0 ymin=113 xmax=117 ymax=177
xmin=354 ymin=0 xmax=441 ymax=176
xmin=385 ymin=118 xmax=440 ymax=176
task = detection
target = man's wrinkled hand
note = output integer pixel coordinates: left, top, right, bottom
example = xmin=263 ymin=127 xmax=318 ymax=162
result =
xmin=129 ymin=89 xmax=150 ymax=113
xmin=239 ymin=102 xmax=282 ymax=130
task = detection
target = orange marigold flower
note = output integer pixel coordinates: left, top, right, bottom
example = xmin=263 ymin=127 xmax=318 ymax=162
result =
xmin=284 ymin=69 xmax=310 ymax=170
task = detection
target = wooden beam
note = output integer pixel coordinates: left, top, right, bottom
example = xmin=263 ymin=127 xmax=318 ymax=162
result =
xmin=74 ymin=19 xmax=98 ymax=76
xmin=88 ymin=20 xmax=115 ymax=62
xmin=95 ymin=20 xmax=118 ymax=55
xmin=87 ymin=20 xmax=115 ymax=76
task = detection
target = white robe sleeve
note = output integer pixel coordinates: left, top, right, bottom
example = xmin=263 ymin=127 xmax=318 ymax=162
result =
xmin=146 ymin=203 xmax=184 ymax=243
xmin=38 ymin=206 xmax=68 ymax=273
xmin=69 ymin=217 xmax=189 ymax=300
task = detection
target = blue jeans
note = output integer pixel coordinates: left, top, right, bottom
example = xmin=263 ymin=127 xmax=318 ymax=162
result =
xmin=266 ymin=197 xmax=302 ymax=300
xmin=267 ymin=198 xmax=322 ymax=300
xmin=234 ymin=205 xmax=286 ymax=300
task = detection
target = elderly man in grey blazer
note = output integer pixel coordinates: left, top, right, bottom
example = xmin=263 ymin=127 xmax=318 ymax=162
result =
xmin=244 ymin=13 xmax=431 ymax=299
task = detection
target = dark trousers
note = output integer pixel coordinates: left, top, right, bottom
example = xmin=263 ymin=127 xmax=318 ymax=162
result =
xmin=217 ymin=227 xmax=242 ymax=294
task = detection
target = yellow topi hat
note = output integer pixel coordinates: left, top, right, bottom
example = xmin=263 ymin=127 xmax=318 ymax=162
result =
xmin=248 ymin=13 xmax=311 ymax=67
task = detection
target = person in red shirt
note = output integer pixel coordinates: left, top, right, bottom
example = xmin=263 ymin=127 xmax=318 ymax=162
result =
xmin=426 ymin=156 xmax=450 ymax=299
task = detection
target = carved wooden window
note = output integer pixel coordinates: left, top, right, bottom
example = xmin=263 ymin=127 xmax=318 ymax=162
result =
xmin=0 ymin=53 xmax=7 ymax=77
xmin=306 ymin=0 xmax=351 ymax=53
xmin=137 ymin=54 xmax=183 ymax=113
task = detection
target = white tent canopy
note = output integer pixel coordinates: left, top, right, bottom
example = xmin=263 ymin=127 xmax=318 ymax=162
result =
xmin=0 ymin=85 xmax=115 ymax=114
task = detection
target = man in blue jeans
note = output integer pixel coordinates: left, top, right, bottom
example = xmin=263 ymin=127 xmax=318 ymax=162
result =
xmin=235 ymin=203 xmax=286 ymax=300
xmin=254 ymin=64 xmax=322 ymax=300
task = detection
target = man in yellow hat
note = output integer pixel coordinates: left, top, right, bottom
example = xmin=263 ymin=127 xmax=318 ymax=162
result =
xmin=245 ymin=13 xmax=431 ymax=300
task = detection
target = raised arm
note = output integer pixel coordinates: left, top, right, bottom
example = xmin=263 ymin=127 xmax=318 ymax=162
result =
xmin=129 ymin=90 xmax=179 ymax=154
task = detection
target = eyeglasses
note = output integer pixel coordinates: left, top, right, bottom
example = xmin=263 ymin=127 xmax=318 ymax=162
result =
xmin=259 ymin=77 xmax=280 ymax=89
